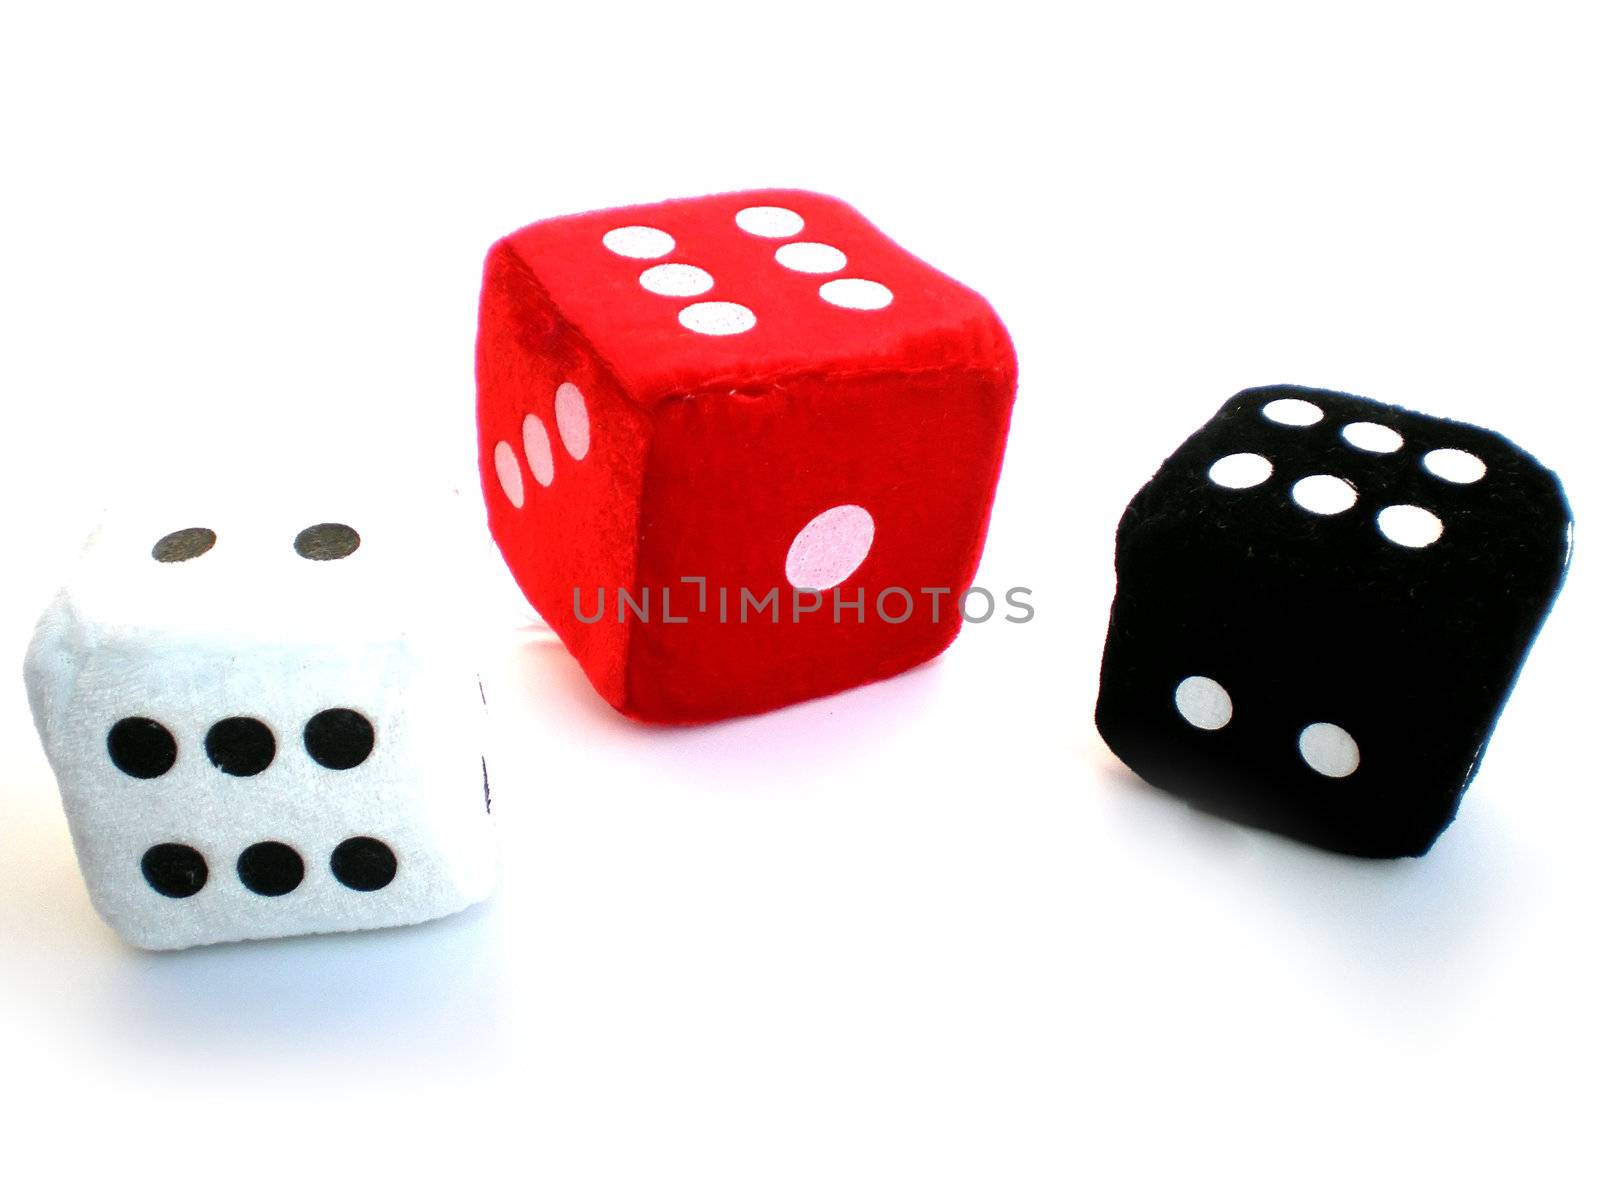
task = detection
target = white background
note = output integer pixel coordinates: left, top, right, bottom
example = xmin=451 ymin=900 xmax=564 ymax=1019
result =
xmin=1 ymin=2 xmax=1596 ymax=1195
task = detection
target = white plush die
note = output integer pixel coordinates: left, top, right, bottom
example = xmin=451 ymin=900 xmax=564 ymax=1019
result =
xmin=24 ymin=498 xmax=496 ymax=950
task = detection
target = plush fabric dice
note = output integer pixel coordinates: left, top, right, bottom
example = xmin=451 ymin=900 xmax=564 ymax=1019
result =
xmin=1096 ymin=385 xmax=1572 ymax=858
xmin=24 ymin=500 xmax=496 ymax=949
xmin=476 ymin=189 xmax=1017 ymax=723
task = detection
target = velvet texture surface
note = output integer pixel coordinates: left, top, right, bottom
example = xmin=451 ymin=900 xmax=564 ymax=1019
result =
xmin=24 ymin=502 xmax=497 ymax=949
xmin=1095 ymin=385 xmax=1572 ymax=857
xmin=478 ymin=189 xmax=1018 ymax=722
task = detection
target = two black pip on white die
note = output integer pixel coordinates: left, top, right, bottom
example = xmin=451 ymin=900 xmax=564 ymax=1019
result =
xmin=24 ymin=502 xmax=496 ymax=950
xmin=1095 ymin=385 xmax=1572 ymax=858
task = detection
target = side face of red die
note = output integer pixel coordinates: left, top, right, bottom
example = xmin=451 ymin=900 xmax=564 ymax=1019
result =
xmin=477 ymin=189 xmax=1017 ymax=722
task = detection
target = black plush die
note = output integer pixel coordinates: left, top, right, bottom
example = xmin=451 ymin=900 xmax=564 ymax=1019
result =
xmin=1095 ymin=385 xmax=1572 ymax=857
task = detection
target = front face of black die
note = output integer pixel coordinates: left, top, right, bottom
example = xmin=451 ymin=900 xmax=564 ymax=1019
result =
xmin=1097 ymin=386 xmax=1571 ymax=857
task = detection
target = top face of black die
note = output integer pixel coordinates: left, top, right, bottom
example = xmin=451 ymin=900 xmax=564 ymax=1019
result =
xmin=1118 ymin=384 xmax=1572 ymax=617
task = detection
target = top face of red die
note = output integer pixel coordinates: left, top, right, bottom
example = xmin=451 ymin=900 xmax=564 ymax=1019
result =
xmin=493 ymin=188 xmax=1014 ymax=404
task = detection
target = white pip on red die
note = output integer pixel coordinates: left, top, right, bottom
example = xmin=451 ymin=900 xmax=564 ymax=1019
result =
xmin=23 ymin=500 xmax=496 ymax=950
xmin=477 ymin=189 xmax=1018 ymax=722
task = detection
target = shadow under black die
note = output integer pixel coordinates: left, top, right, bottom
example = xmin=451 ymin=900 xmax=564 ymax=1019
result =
xmin=1095 ymin=384 xmax=1573 ymax=858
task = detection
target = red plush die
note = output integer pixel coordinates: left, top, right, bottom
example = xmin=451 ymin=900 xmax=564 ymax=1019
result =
xmin=476 ymin=188 xmax=1017 ymax=722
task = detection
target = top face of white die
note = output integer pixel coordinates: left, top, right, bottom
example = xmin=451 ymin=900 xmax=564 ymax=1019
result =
xmin=47 ymin=491 xmax=486 ymax=649
xmin=492 ymin=188 xmax=1016 ymax=405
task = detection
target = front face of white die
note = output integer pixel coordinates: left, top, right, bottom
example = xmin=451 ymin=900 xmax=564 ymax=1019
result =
xmin=25 ymin=503 xmax=496 ymax=950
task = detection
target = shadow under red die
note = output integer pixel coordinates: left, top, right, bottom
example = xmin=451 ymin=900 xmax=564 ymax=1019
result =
xmin=476 ymin=188 xmax=1018 ymax=723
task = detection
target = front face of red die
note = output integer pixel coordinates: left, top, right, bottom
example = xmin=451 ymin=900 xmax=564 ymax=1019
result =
xmin=477 ymin=189 xmax=1017 ymax=722
xmin=628 ymin=364 xmax=1014 ymax=721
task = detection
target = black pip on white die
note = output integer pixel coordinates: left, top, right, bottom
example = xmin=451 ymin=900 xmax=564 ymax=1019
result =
xmin=1095 ymin=385 xmax=1572 ymax=857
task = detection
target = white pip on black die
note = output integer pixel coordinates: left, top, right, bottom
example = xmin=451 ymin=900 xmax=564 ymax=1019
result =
xmin=24 ymin=500 xmax=496 ymax=950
